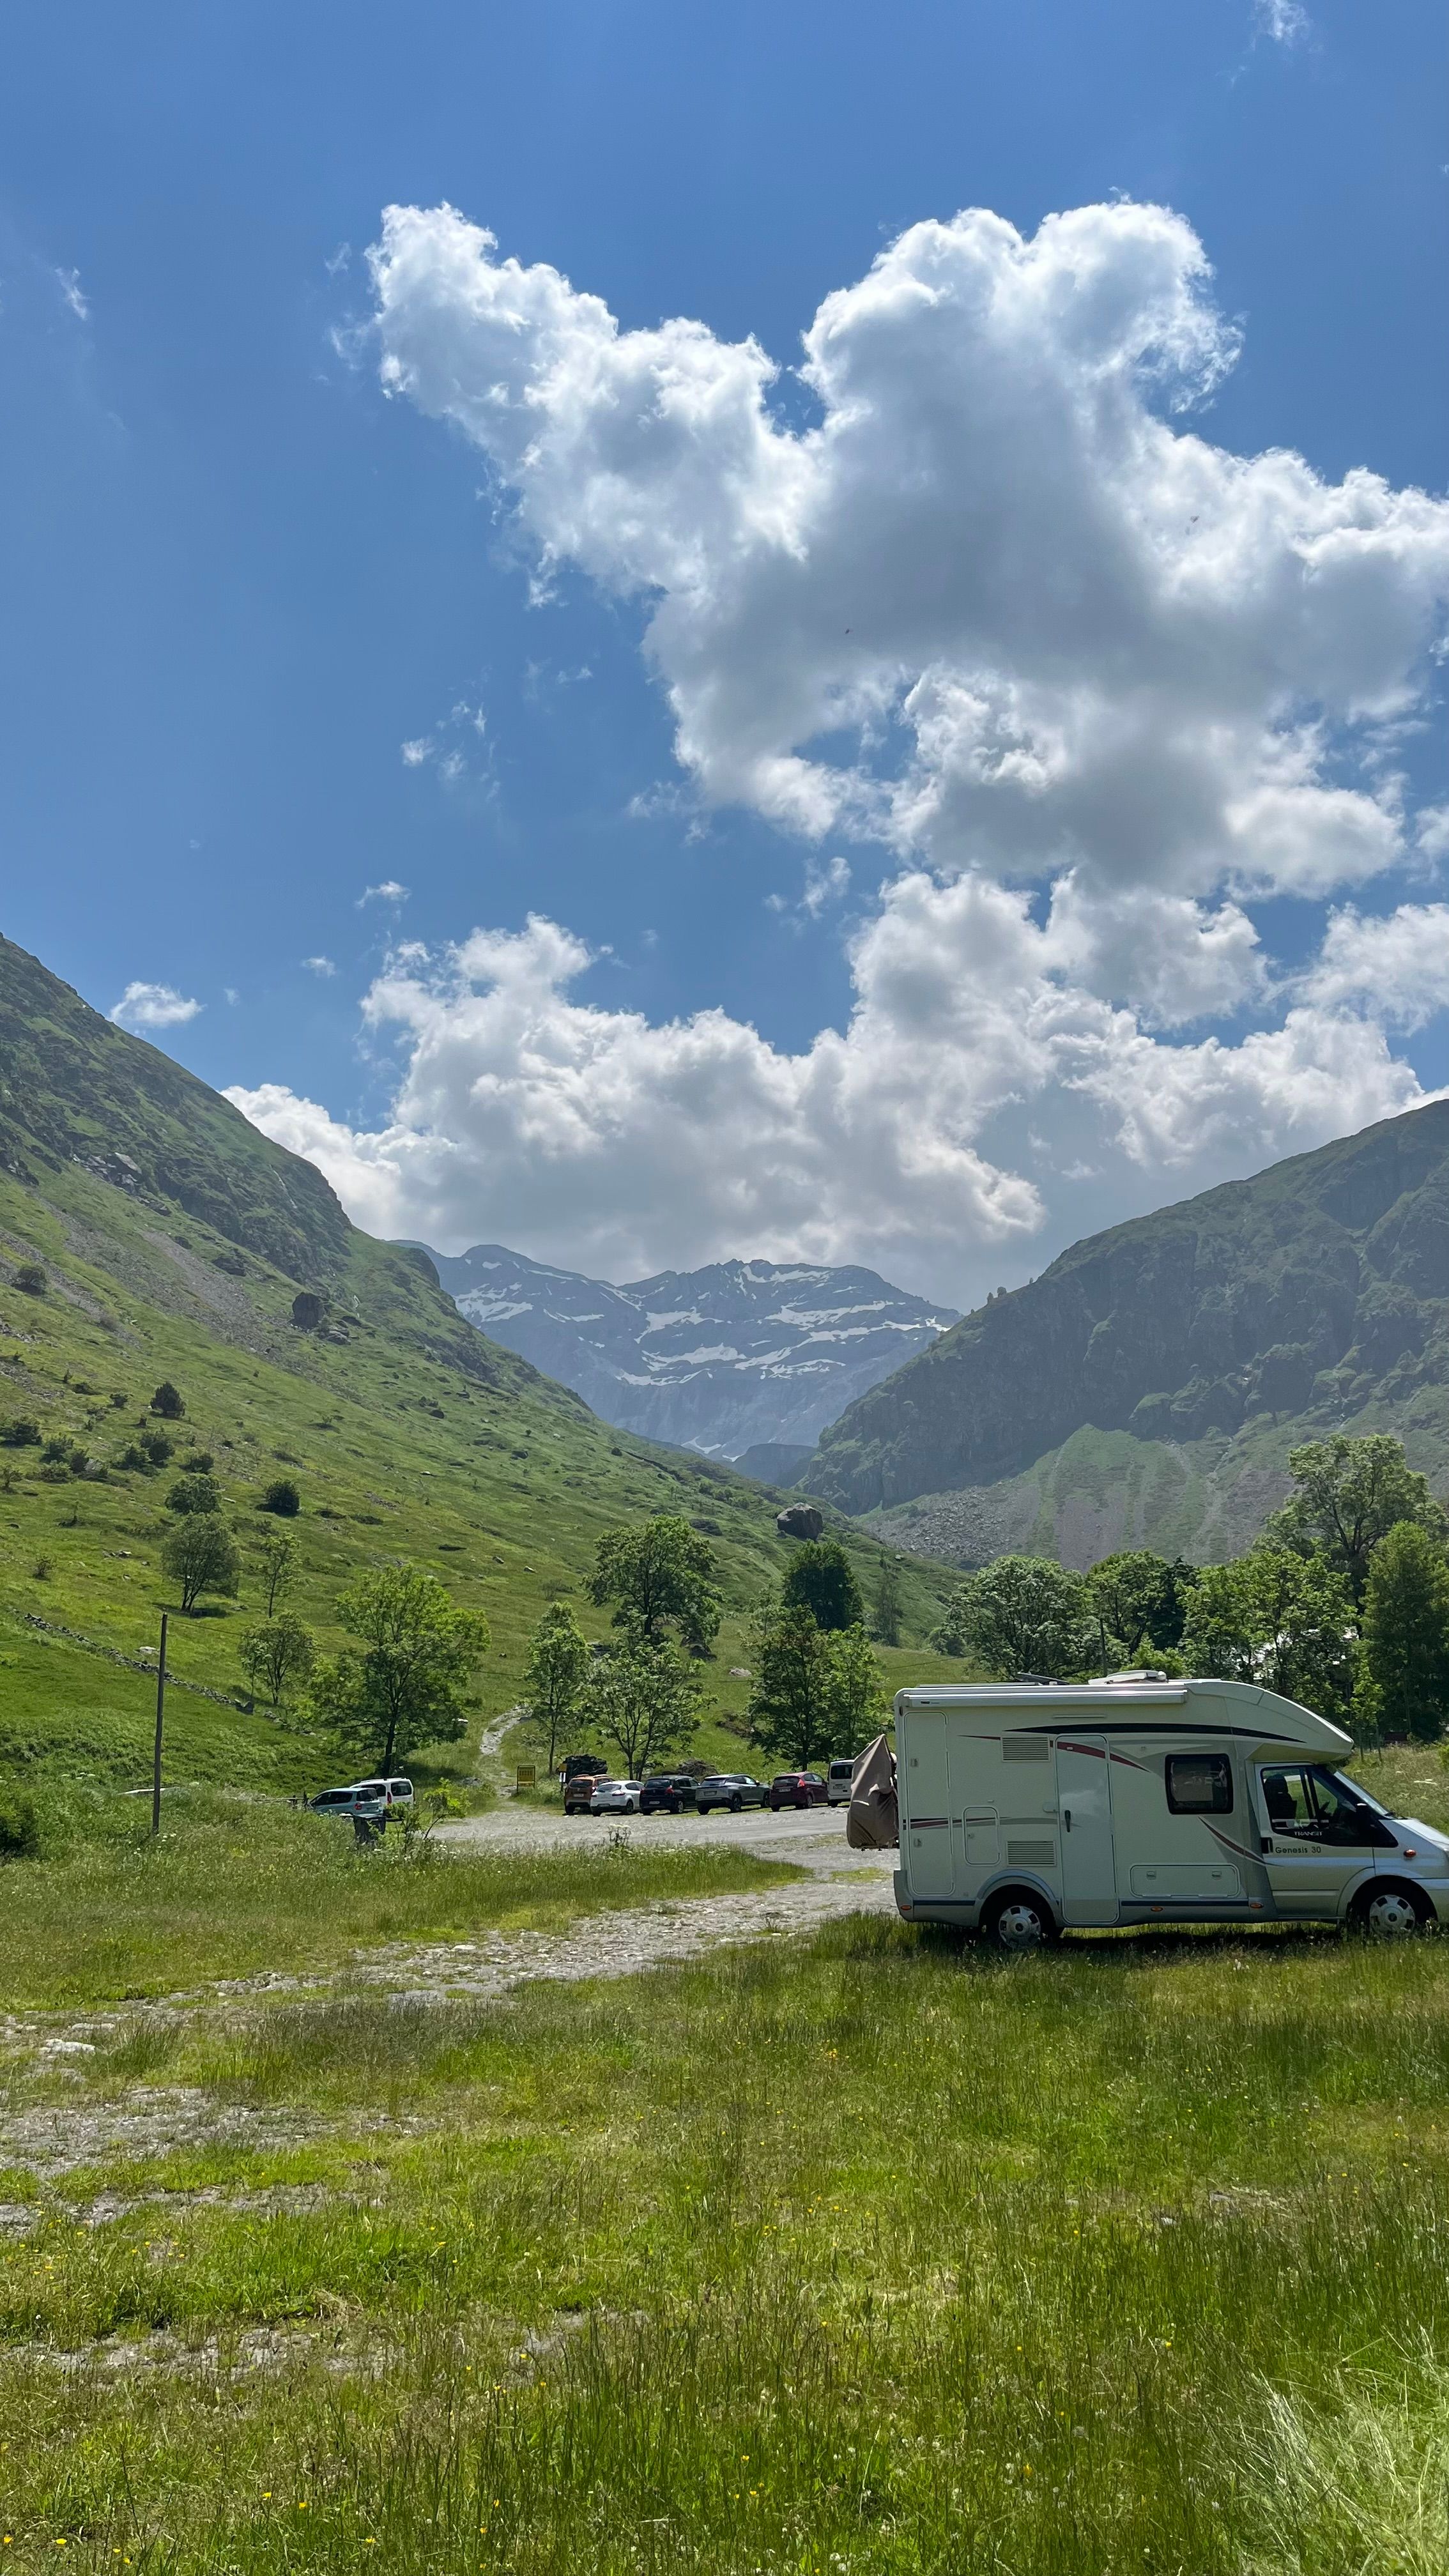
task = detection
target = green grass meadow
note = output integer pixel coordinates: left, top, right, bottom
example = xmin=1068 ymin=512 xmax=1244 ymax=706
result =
xmin=0 ymin=1157 xmax=964 ymax=1796
xmin=4 ymin=1770 xmax=1449 ymax=2575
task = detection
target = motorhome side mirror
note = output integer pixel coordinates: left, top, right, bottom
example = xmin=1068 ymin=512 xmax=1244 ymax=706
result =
xmin=1260 ymin=1835 xmax=1273 ymax=1853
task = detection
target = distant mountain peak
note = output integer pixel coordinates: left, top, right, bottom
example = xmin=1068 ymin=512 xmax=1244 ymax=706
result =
xmin=413 ymin=1240 xmax=959 ymax=1457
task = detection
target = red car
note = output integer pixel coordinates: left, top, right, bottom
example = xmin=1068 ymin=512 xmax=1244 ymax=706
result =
xmin=769 ymin=1771 xmax=828 ymax=1811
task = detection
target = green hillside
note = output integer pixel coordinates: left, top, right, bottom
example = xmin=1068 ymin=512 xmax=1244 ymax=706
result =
xmin=811 ymin=1099 xmax=1449 ymax=1567
xmin=0 ymin=936 xmax=960 ymax=1788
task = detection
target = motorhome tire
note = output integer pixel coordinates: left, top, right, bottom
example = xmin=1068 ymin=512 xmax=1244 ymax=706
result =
xmin=981 ymin=1889 xmax=1059 ymax=1954
xmin=1350 ymin=1880 xmax=1434 ymax=1936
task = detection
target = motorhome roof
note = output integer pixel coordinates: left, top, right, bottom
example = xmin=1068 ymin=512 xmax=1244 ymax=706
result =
xmin=894 ymin=1677 xmax=1352 ymax=1754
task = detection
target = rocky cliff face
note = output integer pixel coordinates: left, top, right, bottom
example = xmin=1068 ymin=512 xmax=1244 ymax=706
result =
xmin=414 ymin=1243 xmax=958 ymax=1457
xmin=811 ymin=1100 xmax=1449 ymax=1545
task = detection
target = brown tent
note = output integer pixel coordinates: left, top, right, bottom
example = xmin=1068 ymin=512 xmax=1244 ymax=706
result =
xmin=846 ymin=1731 xmax=898 ymax=1850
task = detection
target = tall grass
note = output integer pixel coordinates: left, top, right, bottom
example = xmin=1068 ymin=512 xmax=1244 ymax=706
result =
xmin=7 ymin=1907 xmax=1449 ymax=2570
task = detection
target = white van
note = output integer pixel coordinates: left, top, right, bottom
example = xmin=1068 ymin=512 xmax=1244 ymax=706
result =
xmin=893 ymin=1678 xmax=1449 ymax=1951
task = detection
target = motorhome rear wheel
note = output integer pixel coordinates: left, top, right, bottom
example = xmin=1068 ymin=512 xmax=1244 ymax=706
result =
xmin=981 ymin=1889 xmax=1059 ymax=1952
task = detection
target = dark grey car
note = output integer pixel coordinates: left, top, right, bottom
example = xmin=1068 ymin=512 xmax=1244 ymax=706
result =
xmin=694 ymin=1773 xmax=769 ymax=1814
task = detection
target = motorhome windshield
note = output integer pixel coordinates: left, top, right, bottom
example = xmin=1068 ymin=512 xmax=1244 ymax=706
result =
xmin=1319 ymin=1768 xmax=1389 ymax=1816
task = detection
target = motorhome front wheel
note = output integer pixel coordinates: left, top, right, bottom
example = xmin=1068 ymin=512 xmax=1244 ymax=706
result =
xmin=983 ymin=1891 xmax=1058 ymax=1953
xmin=1352 ymin=1883 xmax=1432 ymax=1937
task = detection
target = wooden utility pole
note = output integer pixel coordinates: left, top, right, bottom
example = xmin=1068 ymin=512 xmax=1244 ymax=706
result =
xmin=151 ymin=1611 xmax=168 ymax=1836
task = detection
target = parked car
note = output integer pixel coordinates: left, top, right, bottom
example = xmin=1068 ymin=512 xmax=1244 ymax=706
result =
xmin=311 ymin=1777 xmax=414 ymax=1822
xmin=694 ymin=1774 xmax=769 ymax=1814
xmin=827 ymin=1757 xmax=857 ymax=1806
xmin=769 ymin=1770 xmax=828 ymax=1811
xmin=564 ymin=1768 xmax=609 ymax=1815
xmin=590 ymin=1777 xmax=645 ymax=1815
xmin=640 ymin=1773 xmax=698 ymax=1815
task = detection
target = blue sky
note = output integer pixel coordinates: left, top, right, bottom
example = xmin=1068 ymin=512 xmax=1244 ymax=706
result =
xmin=1 ymin=0 xmax=1446 ymax=1299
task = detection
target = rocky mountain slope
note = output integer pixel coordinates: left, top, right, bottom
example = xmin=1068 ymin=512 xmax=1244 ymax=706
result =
xmin=415 ymin=1241 xmax=957 ymax=1457
xmin=811 ymin=1099 xmax=1449 ymax=1568
xmin=0 ymin=935 xmax=959 ymax=1784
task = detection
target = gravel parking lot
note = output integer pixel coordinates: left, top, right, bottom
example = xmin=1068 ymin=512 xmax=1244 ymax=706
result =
xmin=437 ymin=1798 xmax=889 ymax=1883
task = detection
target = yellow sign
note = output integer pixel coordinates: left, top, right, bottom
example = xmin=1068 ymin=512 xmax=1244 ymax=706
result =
xmin=514 ymin=1765 xmax=537 ymax=1789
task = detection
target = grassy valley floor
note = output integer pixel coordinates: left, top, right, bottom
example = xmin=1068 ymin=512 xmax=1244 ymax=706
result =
xmin=3 ymin=1756 xmax=1449 ymax=2573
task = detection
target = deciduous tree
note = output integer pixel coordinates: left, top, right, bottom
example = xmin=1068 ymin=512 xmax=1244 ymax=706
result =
xmin=872 ymin=1556 xmax=904 ymax=1647
xmin=311 ymin=1565 xmax=489 ymax=1774
xmin=827 ymin=1623 xmax=888 ymax=1751
xmin=780 ymin=1538 xmax=865 ymax=1634
xmin=1266 ymin=1434 xmax=1447 ymax=1606
xmin=1180 ymin=1545 xmax=1356 ymax=1722
xmin=586 ymin=1638 xmax=703 ymax=1778
xmin=1358 ymin=1523 xmax=1449 ymax=1744
xmin=522 ymin=1600 xmax=593 ymax=1772
xmin=258 ymin=1525 xmax=298 ymax=1618
xmin=240 ymin=1614 xmax=317 ymax=1708
xmin=589 ymin=1515 xmax=721 ymax=1656
xmin=162 ymin=1513 xmax=241 ymax=1614
xmin=1085 ymin=1551 xmax=1185 ymax=1671
xmin=748 ymin=1606 xmax=838 ymax=1769
xmin=930 ymin=1556 xmax=1092 ymax=1678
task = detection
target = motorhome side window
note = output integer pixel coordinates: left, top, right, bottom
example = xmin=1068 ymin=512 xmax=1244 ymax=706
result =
xmin=1165 ymin=1754 xmax=1233 ymax=1814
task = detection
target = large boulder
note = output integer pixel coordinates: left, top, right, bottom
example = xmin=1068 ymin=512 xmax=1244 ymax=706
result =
xmin=776 ymin=1503 xmax=824 ymax=1541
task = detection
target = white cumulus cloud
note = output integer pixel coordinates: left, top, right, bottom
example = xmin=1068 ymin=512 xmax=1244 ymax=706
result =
xmin=111 ymin=981 xmax=201 ymax=1030
xmin=228 ymin=891 xmax=1426 ymax=1303
xmin=369 ymin=197 xmax=1449 ymax=903
xmin=224 ymin=197 xmax=1449 ymax=1306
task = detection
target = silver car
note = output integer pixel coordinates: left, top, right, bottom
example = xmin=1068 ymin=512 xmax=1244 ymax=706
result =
xmin=827 ymin=1757 xmax=857 ymax=1805
xmin=311 ymin=1777 xmax=415 ymax=1822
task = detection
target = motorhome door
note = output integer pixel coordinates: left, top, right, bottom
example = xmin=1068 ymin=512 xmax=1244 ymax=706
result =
xmin=1055 ymin=1735 xmax=1116 ymax=1925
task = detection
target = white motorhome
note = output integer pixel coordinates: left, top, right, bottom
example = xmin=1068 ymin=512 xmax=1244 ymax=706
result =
xmin=893 ymin=1677 xmax=1449 ymax=1951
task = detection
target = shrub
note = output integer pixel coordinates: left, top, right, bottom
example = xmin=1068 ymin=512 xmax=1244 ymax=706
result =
xmin=31 ymin=1553 xmax=52 ymax=1581
xmin=0 ymin=1790 xmax=40 ymax=1859
xmin=41 ymin=1436 xmax=70 ymax=1464
xmin=166 ymin=1472 xmax=221 ymax=1516
xmin=141 ymin=1430 xmax=174 ymax=1468
xmin=13 ymin=1263 xmax=47 ymax=1295
xmin=109 ymin=1391 xmax=127 ymax=1409
xmin=117 ymin=1443 xmax=150 ymax=1471
xmin=150 ymin=1382 xmax=185 ymax=1419
xmin=68 ymin=1448 xmax=91 ymax=1477
xmin=259 ymin=1478 xmax=301 ymax=1517
xmin=181 ymin=1450 xmax=215 ymax=1473
xmin=0 ymin=1418 xmax=40 ymax=1448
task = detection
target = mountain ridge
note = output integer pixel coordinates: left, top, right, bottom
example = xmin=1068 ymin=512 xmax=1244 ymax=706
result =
xmin=415 ymin=1239 xmax=958 ymax=1458
xmin=811 ymin=1098 xmax=1449 ymax=1564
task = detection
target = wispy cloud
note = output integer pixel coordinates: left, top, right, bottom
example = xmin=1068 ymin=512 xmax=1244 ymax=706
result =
xmin=399 ymin=700 xmax=491 ymax=786
xmin=358 ymin=880 xmax=410 ymax=907
xmin=303 ymin=955 xmax=337 ymax=977
xmin=110 ymin=981 xmax=201 ymax=1029
xmin=56 ymin=267 xmax=89 ymax=321
xmin=1254 ymin=0 xmax=1311 ymax=45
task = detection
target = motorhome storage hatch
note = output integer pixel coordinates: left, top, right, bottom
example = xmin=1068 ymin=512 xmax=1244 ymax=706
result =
xmin=893 ymin=1678 xmax=1449 ymax=1951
